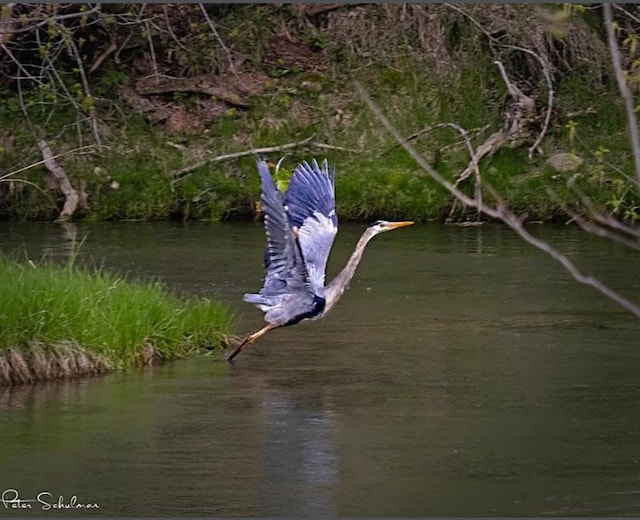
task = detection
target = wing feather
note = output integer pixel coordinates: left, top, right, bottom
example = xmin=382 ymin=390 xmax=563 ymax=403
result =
xmin=284 ymin=159 xmax=338 ymax=295
xmin=253 ymin=160 xmax=307 ymax=297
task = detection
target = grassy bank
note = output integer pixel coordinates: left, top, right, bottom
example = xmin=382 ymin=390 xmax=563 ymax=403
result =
xmin=4 ymin=65 xmax=633 ymax=225
xmin=1 ymin=4 xmax=639 ymax=224
xmin=0 ymin=255 xmax=234 ymax=385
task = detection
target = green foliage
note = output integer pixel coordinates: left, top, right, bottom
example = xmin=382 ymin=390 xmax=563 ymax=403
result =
xmin=0 ymin=254 xmax=234 ymax=368
xmin=177 ymin=164 xmax=253 ymax=221
xmin=301 ymin=32 xmax=328 ymax=51
xmin=85 ymin=156 xmax=176 ymax=221
xmin=1 ymin=4 xmax=639 ymax=226
xmin=95 ymin=67 xmax=128 ymax=92
xmin=272 ymin=161 xmax=293 ymax=192
xmin=336 ymin=164 xmax=450 ymax=222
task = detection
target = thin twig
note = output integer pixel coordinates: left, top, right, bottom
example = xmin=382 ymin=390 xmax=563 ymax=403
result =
xmin=199 ymin=3 xmax=236 ymax=75
xmin=382 ymin=124 xmax=489 ymax=157
xmin=525 ymin=52 xmax=553 ymax=159
xmin=144 ymin=19 xmax=159 ymax=81
xmin=446 ymin=122 xmax=482 ymax=219
xmin=307 ymin=142 xmax=362 ymax=153
xmin=170 ymin=136 xmax=356 ymax=180
xmin=89 ymin=40 xmax=117 ymax=74
xmin=566 ymin=175 xmax=640 ymax=239
xmin=163 ymin=5 xmax=189 ymax=52
xmin=381 ymin=123 xmax=451 ymax=155
xmin=613 ymin=4 xmax=640 ymax=30
xmin=36 ymin=29 xmax=85 ymax=133
xmin=355 ymin=80 xmax=640 ymax=318
xmin=62 ymin=28 xmax=101 ymax=145
xmin=0 ymin=42 xmax=46 ymax=87
xmin=0 ymin=4 xmax=102 ymax=35
xmin=1 ymin=145 xmax=98 ymax=181
xmin=547 ymin=188 xmax=640 ymax=251
xmin=494 ymin=46 xmax=553 ymax=159
xmin=495 ymin=60 xmax=525 ymax=102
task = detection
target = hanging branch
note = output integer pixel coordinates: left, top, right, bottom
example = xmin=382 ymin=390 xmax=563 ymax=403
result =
xmin=355 ymin=80 xmax=640 ymax=319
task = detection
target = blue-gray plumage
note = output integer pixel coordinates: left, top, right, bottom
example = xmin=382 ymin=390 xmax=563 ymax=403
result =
xmin=227 ymin=158 xmax=414 ymax=361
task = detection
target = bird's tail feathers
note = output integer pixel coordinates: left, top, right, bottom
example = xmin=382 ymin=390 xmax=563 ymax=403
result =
xmin=243 ymin=293 xmax=270 ymax=305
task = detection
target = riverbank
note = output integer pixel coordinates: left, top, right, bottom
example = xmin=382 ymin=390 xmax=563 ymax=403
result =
xmin=0 ymin=254 xmax=234 ymax=385
xmin=0 ymin=5 xmax=638 ymax=224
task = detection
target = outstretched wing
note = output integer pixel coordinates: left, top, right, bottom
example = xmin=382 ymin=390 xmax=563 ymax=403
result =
xmin=284 ymin=159 xmax=338 ymax=296
xmin=254 ymin=160 xmax=307 ymax=298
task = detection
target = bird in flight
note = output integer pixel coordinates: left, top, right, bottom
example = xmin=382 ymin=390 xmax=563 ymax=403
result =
xmin=227 ymin=158 xmax=413 ymax=361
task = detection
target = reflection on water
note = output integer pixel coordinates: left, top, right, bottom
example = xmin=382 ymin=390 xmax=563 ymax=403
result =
xmin=260 ymin=390 xmax=338 ymax=517
xmin=0 ymin=379 xmax=92 ymax=412
xmin=0 ymin=221 xmax=639 ymax=516
xmin=43 ymin=222 xmax=83 ymax=260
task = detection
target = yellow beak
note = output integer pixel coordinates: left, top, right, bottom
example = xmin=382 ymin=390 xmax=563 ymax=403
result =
xmin=387 ymin=221 xmax=415 ymax=230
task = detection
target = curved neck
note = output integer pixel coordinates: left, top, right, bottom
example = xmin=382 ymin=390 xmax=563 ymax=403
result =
xmin=324 ymin=228 xmax=375 ymax=314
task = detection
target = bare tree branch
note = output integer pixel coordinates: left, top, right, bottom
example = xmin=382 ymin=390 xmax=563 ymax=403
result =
xmin=0 ymin=4 xmax=102 ymax=35
xmin=0 ymin=42 xmax=46 ymax=86
xmin=613 ymin=3 xmax=640 ymax=26
xmin=444 ymin=3 xmax=554 ymax=160
xmin=453 ymin=60 xmax=535 ymax=189
xmin=162 ymin=5 xmax=189 ymax=53
xmin=89 ymin=39 xmax=117 ymax=75
xmin=1 ymin=145 xmax=98 ymax=181
xmin=144 ymin=18 xmax=160 ymax=81
xmin=566 ymin=175 xmax=640 ymax=239
xmin=306 ymin=142 xmax=363 ymax=153
xmin=547 ymin=188 xmax=640 ymax=252
xmin=382 ymin=124 xmax=489 ymax=158
xmin=199 ymin=3 xmax=237 ymax=75
xmin=172 ymin=137 xmax=311 ymax=179
xmin=355 ymin=80 xmax=640 ymax=318
xmin=170 ymin=137 xmax=362 ymax=181
xmin=37 ymin=140 xmax=80 ymax=222
xmin=62 ymin=29 xmax=101 ymax=145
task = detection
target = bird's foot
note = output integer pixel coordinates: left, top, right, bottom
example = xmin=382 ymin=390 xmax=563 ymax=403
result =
xmin=226 ymin=324 xmax=276 ymax=362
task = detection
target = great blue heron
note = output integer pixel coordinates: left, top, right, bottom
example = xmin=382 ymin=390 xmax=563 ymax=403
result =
xmin=227 ymin=158 xmax=413 ymax=361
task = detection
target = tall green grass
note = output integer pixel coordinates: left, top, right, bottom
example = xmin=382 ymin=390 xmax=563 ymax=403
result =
xmin=0 ymin=254 xmax=234 ymax=376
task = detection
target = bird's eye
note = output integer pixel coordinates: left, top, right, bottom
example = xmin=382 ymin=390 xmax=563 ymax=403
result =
xmin=371 ymin=220 xmax=383 ymax=226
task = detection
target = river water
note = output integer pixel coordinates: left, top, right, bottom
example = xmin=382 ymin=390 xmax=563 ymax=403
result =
xmin=0 ymin=221 xmax=639 ymax=516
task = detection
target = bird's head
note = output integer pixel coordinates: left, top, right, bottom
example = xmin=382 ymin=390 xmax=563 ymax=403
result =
xmin=369 ymin=219 xmax=414 ymax=235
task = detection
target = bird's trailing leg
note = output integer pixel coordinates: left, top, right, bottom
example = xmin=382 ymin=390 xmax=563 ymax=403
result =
xmin=226 ymin=324 xmax=278 ymax=362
